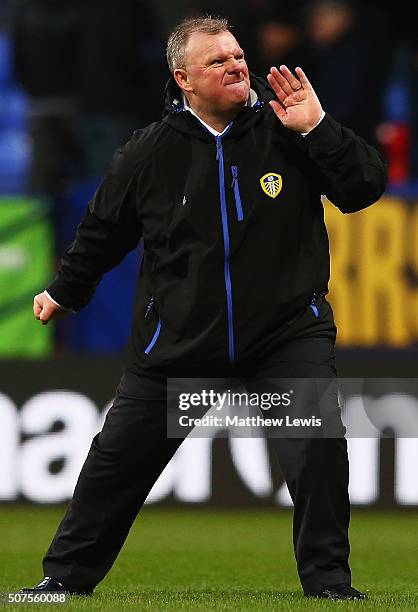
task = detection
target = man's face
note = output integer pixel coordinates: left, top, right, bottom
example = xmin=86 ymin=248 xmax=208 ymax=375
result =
xmin=177 ymin=31 xmax=250 ymax=116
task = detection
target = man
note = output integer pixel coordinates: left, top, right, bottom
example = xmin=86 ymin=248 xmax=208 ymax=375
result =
xmin=24 ymin=16 xmax=386 ymax=600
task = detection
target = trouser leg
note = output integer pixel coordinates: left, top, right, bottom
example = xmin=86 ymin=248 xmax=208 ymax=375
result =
xmin=43 ymin=371 xmax=182 ymax=591
xmin=245 ymin=338 xmax=351 ymax=594
xmin=272 ymin=436 xmax=350 ymax=594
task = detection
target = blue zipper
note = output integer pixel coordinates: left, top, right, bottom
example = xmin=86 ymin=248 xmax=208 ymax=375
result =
xmin=216 ymin=129 xmax=235 ymax=363
xmin=231 ymin=166 xmax=244 ymax=221
xmin=144 ymin=296 xmax=162 ymax=354
xmin=145 ymin=317 xmax=162 ymax=354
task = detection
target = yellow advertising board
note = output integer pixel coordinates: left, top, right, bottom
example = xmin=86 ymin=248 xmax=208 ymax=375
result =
xmin=325 ymin=196 xmax=417 ymax=347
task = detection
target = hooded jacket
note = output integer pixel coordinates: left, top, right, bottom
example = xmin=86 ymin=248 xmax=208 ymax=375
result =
xmin=47 ymin=74 xmax=386 ymax=374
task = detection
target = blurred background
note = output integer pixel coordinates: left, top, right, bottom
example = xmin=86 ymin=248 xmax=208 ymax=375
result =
xmin=0 ymin=0 xmax=417 ymax=510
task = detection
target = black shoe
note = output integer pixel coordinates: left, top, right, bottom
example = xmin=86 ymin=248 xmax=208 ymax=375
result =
xmin=20 ymin=577 xmax=93 ymax=596
xmin=305 ymin=584 xmax=367 ymax=600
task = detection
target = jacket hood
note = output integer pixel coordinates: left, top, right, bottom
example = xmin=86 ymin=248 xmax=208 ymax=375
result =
xmin=162 ymin=72 xmax=276 ymax=141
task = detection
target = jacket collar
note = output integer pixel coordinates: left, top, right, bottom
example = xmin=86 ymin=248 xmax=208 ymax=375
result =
xmin=163 ymin=72 xmax=274 ymax=141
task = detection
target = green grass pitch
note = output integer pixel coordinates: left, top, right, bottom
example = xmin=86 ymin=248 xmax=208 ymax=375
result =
xmin=0 ymin=507 xmax=417 ymax=610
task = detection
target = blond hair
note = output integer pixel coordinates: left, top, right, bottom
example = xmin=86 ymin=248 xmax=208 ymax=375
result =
xmin=166 ymin=16 xmax=230 ymax=73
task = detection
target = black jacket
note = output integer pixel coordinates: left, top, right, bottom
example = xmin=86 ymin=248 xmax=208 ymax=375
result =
xmin=47 ymin=75 xmax=386 ymax=374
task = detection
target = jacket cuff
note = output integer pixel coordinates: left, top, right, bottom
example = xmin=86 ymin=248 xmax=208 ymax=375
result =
xmin=300 ymin=109 xmax=326 ymax=137
xmin=44 ymin=290 xmax=65 ymax=309
xmin=299 ymin=112 xmax=343 ymax=150
xmin=45 ymin=278 xmax=79 ymax=313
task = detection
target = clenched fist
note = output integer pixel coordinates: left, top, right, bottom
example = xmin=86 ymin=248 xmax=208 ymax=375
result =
xmin=33 ymin=292 xmax=67 ymax=325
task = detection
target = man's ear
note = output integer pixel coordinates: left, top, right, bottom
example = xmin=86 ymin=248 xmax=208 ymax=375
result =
xmin=174 ymin=68 xmax=194 ymax=93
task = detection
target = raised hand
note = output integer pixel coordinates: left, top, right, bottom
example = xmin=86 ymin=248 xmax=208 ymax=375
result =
xmin=267 ymin=65 xmax=323 ymax=134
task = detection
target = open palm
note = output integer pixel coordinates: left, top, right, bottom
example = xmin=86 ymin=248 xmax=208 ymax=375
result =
xmin=267 ymin=65 xmax=323 ymax=134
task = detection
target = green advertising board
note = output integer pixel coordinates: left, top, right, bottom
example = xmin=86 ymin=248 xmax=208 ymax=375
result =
xmin=0 ymin=196 xmax=53 ymax=357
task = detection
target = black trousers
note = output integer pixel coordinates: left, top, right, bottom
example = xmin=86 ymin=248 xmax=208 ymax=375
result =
xmin=43 ymin=337 xmax=351 ymax=595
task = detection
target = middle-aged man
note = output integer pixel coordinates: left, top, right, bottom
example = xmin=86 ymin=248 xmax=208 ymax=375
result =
xmin=24 ymin=16 xmax=386 ymax=601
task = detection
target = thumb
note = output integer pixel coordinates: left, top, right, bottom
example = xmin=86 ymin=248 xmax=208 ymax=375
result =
xmin=39 ymin=301 xmax=57 ymax=324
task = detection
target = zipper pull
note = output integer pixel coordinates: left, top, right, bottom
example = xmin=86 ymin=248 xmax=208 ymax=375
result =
xmin=145 ymin=296 xmax=154 ymax=318
xmin=231 ymin=165 xmax=238 ymax=188
xmin=309 ymin=293 xmax=319 ymax=317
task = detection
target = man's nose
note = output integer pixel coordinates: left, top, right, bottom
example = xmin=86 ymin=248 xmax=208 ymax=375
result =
xmin=226 ymin=58 xmax=243 ymax=74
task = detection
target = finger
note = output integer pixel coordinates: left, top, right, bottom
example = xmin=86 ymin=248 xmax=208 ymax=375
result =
xmin=39 ymin=303 xmax=56 ymax=323
xmin=267 ymin=73 xmax=287 ymax=105
xmin=33 ymin=296 xmax=42 ymax=318
xmin=279 ymin=64 xmax=302 ymax=91
xmin=283 ymin=89 xmax=307 ymax=106
xmin=269 ymin=99 xmax=287 ymax=121
xmin=295 ymin=66 xmax=313 ymax=91
xmin=269 ymin=66 xmax=293 ymax=96
xmin=39 ymin=310 xmax=50 ymax=323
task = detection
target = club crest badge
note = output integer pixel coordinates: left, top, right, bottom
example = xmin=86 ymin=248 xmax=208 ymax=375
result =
xmin=260 ymin=172 xmax=282 ymax=199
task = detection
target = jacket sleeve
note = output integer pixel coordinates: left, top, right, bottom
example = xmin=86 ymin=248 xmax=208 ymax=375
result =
xmin=299 ymin=112 xmax=387 ymax=213
xmin=46 ymin=139 xmax=142 ymax=311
